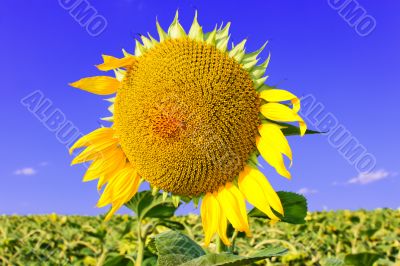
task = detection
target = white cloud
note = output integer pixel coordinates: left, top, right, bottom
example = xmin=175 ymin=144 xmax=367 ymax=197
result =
xmin=297 ymin=187 xmax=318 ymax=195
xmin=347 ymin=169 xmax=391 ymax=185
xmin=14 ymin=167 xmax=37 ymax=176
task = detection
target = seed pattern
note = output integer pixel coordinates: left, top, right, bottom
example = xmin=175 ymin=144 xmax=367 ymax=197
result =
xmin=115 ymin=38 xmax=260 ymax=196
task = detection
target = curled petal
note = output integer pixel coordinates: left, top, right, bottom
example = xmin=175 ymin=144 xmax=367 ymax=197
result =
xmin=96 ymin=55 xmax=137 ymax=71
xmin=259 ymin=89 xmax=300 ymax=113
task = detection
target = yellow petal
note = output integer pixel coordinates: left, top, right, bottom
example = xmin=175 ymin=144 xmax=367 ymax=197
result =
xmin=97 ymin=173 xmax=119 ymax=208
xmin=216 ymin=209 xmax=230 ymax=246
xmin=71 ymin=138 xmax=118 ymax=165
xmin=217 ymin=183 xmax=251 ymax=236
xmin=238 ymin=166 xmax=283 ymax=220
xmin=260 ymin=103 xmax=307 ymax=136
xmin=104 ymin=166 xmax=141 ymax=221
xmin=96 ymin=55 xmax=137 ymax=71
xmin=96 ymin=151 xmax=126 ymax=189
xmin=69 ymin=76 xmax=120 ymax=95
xmin=201 ymin=193 xmax=217 ymax=246
xmin=200 ymin=192 xmax=230 ymax=247
xmin=82 ymin=159 xmax=104 ymax=182
xmin=258 ymin=123 xmax=292 ymax=164
xmin=256 ymin=136 xmax=291 ymax=179
xmin=104 ymin=203 xmax=123 ymax=221
xmin=98 ymin=164 xmax=139 ymax=209
xmin=259 ymin=89 xmax=300 ymax=113
xmin=69 ymin=127 xmax=114 ymax=154
xmin=82 ymin=148 xmax=125 ymax=183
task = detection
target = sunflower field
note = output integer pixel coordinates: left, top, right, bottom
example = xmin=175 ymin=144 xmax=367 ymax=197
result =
xmin=0 ymin=208 xmax=398 ymax=266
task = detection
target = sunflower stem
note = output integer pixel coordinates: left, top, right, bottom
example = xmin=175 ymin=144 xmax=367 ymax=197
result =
xmin=135 ymin=221 xmax=145 ymax=266
xmin=216 ymin=237 xmax=226 ymax=253
xmin=229 ymin=230 xmax=239 ymax=254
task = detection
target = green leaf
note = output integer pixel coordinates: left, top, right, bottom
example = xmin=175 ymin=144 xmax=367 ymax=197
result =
xmin=125 ymin=191 xmax=179 ymax=221
xmin=180 ymin=246 xmax=288 ymax=266
xmin=155 ymin=220 xmax=185 ymax=230
xmin=142 ymin=256 xmax=158 ymax=266
xmin=322 ymin=257 xmax=345 ymax=266
xmin=103 ymin=254 xmax=134 ymax=266
xmin=149 ymin=230 xmax=206 ymax=266
xmin=248 ymin=191 xmax=308 ymax=224
xmin=344 ymin=253 xmax=383 ymax=266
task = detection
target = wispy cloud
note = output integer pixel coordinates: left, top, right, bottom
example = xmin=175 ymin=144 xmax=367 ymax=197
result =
xmin=14 ymin=167 xmax=37 ymax=176
xmin=297 ymin=187 xmax=318 ymax=195
xmin=347 ymin=169 xmax=392 ymax=185
xmin=39 ymin=161 xmax=49 ymax=167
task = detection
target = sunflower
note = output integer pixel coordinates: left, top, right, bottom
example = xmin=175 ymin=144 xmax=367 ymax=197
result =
xmin=70 ymin=11 xmax=307 ymax=246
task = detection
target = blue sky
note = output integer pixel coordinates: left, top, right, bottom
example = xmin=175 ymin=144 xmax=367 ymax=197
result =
xmin=1 ymin=0 xmax=399 ymax=216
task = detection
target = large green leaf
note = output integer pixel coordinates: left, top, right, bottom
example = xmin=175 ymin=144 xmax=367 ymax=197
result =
xmin=344 ymin=253 xmax=383 ymax=266
xmin=180 ymin=247 xmax=288 ymax=266
xmin=125 ymin=191 xmax=179 ymax=221
xmin=148 ymin=230 xmax=206 ymax=266
xmin=248 ymin=191 xmax=308 ymax=224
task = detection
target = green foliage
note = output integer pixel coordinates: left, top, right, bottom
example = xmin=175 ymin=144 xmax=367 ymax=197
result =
xmin=0 ymin=209 xmax=399 ymax=265
xmin=103 ymin=254 xmax=134 ymax=266
xmin=249 ymin=191 xmax=308 ymax=224
xmin=344 ymin=253 xmax=383 ymax=266
xmin=125 ymin=191 xmax=179 ymax=221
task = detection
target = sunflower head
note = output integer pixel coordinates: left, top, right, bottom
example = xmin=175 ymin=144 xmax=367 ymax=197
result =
xmin=115 ymin=36 xmax=261 ymax=196
xmin=70 ymin=11 xmax=307 ymax=245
